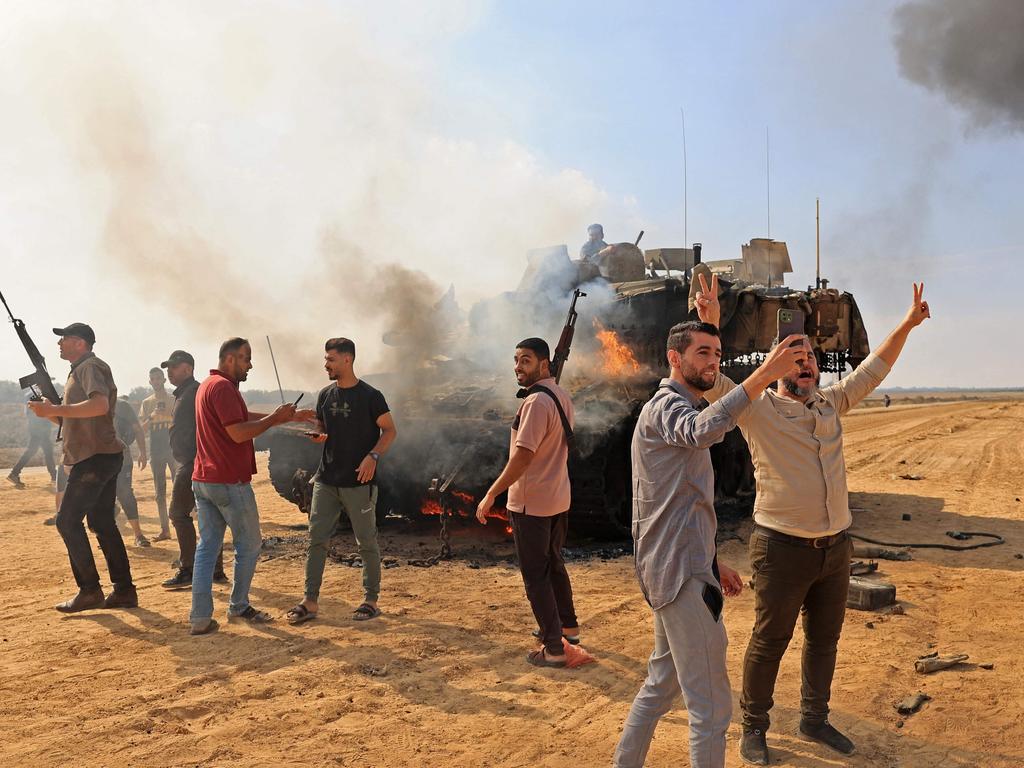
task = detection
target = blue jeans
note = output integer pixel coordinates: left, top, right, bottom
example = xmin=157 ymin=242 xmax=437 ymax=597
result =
xmin=190 ymin=481 xmax=263 ymax=623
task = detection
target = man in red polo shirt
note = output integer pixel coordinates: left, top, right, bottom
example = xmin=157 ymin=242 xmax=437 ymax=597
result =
xmin=189 ymin=337 xmax=314 ymax=635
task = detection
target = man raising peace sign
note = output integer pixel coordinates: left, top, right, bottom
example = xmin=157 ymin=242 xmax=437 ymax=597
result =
xmin=696 ymin=280 xmax=930 ymax=764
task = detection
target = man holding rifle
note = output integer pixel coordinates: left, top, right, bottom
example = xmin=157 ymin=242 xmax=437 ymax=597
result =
xmin=28 ymin=323 xmax=139 ymax=612
xmin=477 ymin=336 xmax=578 ymax=668
xmin=695 ymin=274 xmax=931 ymax=763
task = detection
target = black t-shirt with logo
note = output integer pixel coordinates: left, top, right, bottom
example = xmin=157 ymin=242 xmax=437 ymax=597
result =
xmin=316 ymin=380 xmax=389 ymax=488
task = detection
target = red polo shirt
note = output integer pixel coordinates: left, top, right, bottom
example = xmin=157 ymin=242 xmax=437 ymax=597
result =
xmin=192 ymin=370 xmax=257 ymax=484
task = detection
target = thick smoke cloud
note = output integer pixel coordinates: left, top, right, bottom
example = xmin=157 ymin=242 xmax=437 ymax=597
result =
xmin=1 ymin=2 xmax=626 ymax=389
xmin=893 ymin=0 xmax=1024 ymax=132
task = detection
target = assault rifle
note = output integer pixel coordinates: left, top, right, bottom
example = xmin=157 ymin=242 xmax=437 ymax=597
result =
xmin=1 ymin=290 xmax=63 ymax=436
xmin=550 ymin=288 xmax=586 ymax=384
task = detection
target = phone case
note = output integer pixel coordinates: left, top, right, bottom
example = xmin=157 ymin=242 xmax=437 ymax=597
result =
xmin=702 ymin=582 xmax=724 ymax=622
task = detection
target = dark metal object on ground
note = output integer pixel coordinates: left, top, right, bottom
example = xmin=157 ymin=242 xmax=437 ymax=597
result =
xmin=408 ymin=476 xmax=454 ymax=568
xmin=853 ymin=543 xmax=913 ymax=561
xmin=896 ymin=692 xmax=932 ymax=715
xmin=407 ymin=505 xmax=452 ymax=568
xmin=849 ymin=560 xmax=879 ymax=576
xmin=850 ymin=530 xmax=1005 ymax=551
xmin=847 ymin=576 xmax=896 ymax=610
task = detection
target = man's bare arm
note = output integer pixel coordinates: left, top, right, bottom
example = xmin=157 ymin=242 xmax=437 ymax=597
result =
xmin=224 ymin=403 xmax=298 ymax=443
xmin=28 ymin=392 xmax=108 ymax=420
xmin=132 ymin=422 xmax=148 ymax=469
xmin=475 ymin=446 xmax=535 ymax=524
xmin=874 ymin=282 xmax=931 ymax=368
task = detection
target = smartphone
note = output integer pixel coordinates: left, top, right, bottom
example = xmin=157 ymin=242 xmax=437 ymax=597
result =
xmin=701 ymin=582 xmax=724 ymax=622
xmin=777 ymin=308 xmax=806 ymax=346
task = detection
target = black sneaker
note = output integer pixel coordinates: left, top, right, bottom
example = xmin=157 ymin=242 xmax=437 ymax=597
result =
xmin=7 ymin=472 xmax=25 ymax=489
xmin=799 ymin=719 xmax=855 ymax=756
xmin=739 ymin=728 xmax=770 ymax=765
xmin=162 ymin=568 xmax=193 ymax=590
xmin=43 ymin=516 xmax=56 ymax=526
xmin=213 ymin=571 xmax=230 ymax=585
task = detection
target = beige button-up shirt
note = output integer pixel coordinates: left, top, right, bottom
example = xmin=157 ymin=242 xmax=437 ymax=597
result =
xmin=705 ymin=353 xmax=891 ymax=538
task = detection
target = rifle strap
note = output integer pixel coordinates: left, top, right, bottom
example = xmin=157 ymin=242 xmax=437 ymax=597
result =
xmin=514 ymin=384 xmax=574 ymax=449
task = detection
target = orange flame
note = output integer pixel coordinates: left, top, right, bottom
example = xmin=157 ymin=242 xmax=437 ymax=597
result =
xmin=593 ymin=319 xmax=641 ymax=377
xmin=418 ymin=494 xmax=512 ymax=534
xmin=421 ymin=499 xmax=444 ymax=516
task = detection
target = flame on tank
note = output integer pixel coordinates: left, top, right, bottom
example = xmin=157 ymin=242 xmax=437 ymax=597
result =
xmin=593 ymin=319 xmax=641 ymax=377
xmin=418 ymin=493 xmax=512 ymax=534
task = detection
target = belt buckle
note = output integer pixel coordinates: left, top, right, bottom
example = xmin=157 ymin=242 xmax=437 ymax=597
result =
xmin=812 ymin=536 xmax=830 ymax=549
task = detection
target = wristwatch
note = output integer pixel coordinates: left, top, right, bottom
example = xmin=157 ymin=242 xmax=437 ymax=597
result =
xmin=368 ymin=451 xmax=380 ymax=462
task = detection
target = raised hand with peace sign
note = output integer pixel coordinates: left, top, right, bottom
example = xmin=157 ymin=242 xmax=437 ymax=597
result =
xmin=874 ymin=282 xmax=932 ymax=367
xmin=903 ymin=282 xmax=931 ymax=328
xmin=693 ymin=271 xmax=720 ymax=327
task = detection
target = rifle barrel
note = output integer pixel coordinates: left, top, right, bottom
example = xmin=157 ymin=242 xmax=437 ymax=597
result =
xmin=0 ymin=289 xmax=16 ymax=321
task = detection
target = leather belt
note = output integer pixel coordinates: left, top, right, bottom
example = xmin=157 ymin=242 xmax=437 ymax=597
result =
xmin=754 ymin=525 xmax=848 ymax=549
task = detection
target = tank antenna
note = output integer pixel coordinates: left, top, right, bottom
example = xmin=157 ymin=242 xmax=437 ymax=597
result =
xmin=816 ymin=197 xmax=821 ymax=289
xmin=266 ymin=335 xmax=285 ymax=404
xmin=765 ymin=126 xmax=771 ymax=240
xmin=680 ymin=108 xmax=688 ymax=248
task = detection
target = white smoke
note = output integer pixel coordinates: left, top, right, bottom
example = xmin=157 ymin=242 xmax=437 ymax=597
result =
xmin=0 ymin=1 xmax=633 ymax=389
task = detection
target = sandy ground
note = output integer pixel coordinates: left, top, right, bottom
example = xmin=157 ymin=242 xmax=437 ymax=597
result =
xmin=1 ymin=398 xmax=1023 ymax=767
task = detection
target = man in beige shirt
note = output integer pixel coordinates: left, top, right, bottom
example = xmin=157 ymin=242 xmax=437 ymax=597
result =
xmin=696 ymin=282 xmax=931 ymax=764
xmin=477 ymin=337 xmax=577 ymax=668
xmin=140 ymin=367 xmax=178 ymax=540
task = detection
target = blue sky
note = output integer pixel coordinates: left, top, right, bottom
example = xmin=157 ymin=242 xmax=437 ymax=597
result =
xmin=0 ymin=1 xmax=1020 ymax=390
xmin=443 ymin=0 xmax=1023 ymax=385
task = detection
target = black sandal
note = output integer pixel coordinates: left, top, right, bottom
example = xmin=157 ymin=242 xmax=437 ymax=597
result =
xmin=352 ymin=603 xmax=381 ymax=621
xmin=286 ymin=604 xmax=317 ymax=625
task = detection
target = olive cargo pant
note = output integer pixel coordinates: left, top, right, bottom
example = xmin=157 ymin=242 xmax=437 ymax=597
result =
xmin=305 ymin=481 xmax=380 ymax=603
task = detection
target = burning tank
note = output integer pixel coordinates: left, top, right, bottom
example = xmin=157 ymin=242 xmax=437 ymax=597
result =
xmin=255 ymin=235 xmax=869 ymax=537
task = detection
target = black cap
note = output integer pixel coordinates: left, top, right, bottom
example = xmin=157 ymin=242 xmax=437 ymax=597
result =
xmin=52 ymin=323 xmax=96 ymax=346
xmin=160 ymin=350 xmax=195 ymax=368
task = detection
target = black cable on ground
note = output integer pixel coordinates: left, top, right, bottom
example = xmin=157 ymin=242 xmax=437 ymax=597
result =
xmin=849 ymin=531 xmax=1005 ymax=551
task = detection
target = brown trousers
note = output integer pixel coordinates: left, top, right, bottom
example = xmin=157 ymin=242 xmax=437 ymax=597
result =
xmin=740 ymin=528 xmax=852 ymax=732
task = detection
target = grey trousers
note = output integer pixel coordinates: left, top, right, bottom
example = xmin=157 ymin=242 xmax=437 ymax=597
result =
xmin=614 ymin=576 xmax=732 ymax=768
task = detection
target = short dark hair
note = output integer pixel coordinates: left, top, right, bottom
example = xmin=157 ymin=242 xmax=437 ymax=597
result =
xmin=666 ymin=321 xmax=720 ymax=354
xmin=516 ymin=337 xmax=550 ymax=361
xmin=218 ymin=337 xmax=250 ymax=362
xmin=149 ymin=367 xmax=163 ymax=377
xmin=325 ymin=337 xmax=355 ymax=358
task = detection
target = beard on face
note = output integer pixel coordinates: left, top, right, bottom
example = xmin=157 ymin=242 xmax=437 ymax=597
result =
xmin=783 ymin=371 xmax=820 ymax=398
xmin=680 ymin=358 xmax=716 ymax=392
xmin=517 ymin=369 xmax=539 ymax=387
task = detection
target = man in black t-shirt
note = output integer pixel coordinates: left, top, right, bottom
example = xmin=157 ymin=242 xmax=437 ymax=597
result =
xmin=286 ymin=337 xmax=396 ymax=625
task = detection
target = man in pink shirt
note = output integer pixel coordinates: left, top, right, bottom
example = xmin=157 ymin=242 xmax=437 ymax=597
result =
xmin=477 ymin=337 xmax=577 ymax=668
